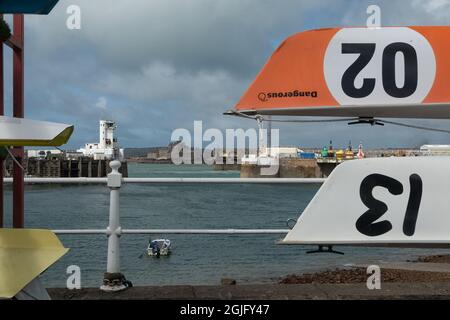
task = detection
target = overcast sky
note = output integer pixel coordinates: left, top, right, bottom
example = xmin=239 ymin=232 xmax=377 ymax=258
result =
xmin=3 ymin=0 xmax=450 ymax=149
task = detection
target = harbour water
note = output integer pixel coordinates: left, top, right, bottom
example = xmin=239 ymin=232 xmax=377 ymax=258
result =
xmin=3 ymin=164 xmax=449 ymax=288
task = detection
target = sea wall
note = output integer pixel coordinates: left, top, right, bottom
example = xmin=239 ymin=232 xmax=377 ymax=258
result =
xmin=213 ymin=163 xmax=241 ymax=171
xmin=240 ymin=158 xmax=337 ymax=178
xmin=3 ymin=158 xmax=128 ymax=178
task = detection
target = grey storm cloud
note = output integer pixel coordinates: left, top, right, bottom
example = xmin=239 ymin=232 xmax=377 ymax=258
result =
xmin=26 ymin=0 xmax=336 ymax=75
xmin=3 ymin=0 xmax=450 ymax=149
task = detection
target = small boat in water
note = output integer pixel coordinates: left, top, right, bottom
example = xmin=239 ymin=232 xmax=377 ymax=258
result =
xmin=147 ymin=239 xmax=171 ymax=257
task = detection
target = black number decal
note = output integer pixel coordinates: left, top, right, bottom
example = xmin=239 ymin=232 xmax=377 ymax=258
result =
xmin=403 ymin=174 xmax=422 ymax=236
xmin=341 ymin=43 xmax=376 ymax=98
xmin=357 ymin=173 xmax=422 ymax=237
xmin=341 ymin=42 xmax=419 ymax=98
xmin=382 ymin=42 xmax=418 ymax=98
xmin=357 ymin=174 xmax=403 ymax=237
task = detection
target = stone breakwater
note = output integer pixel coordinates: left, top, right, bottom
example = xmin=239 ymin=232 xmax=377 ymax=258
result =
xmin=240 ymin=159 xmax=337 ymax=178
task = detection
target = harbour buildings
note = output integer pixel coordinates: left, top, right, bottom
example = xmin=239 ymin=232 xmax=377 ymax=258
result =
xmin=3 ymin=120 xmax=128 ymax=177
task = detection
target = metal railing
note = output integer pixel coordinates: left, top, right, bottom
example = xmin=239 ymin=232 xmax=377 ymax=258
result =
xmin=3 ymin=161 xmax=325 ymax=291
xmin=3 ymin=177 xmax=325 ymax=184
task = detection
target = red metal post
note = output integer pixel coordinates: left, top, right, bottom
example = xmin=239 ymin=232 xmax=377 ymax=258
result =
xmin=0 ymin=14 xmax=4 ymax=228
xmin=12 ymin=14 xmax=24 ymax=228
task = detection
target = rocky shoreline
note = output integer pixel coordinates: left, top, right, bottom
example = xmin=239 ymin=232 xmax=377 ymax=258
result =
xmin=48 ymin=254 xmax=450 ymax=299
xmin=279 ymin=254 xmax=450 ymax=285
xmin=280 ymin=267 xmax=450 ymax=284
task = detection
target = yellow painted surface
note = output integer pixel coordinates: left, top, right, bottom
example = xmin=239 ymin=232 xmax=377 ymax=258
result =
xmin=0 ymin=125 xmax=74 ymax=147
xmin=0 ymin=229 xmax=68 ymax=298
